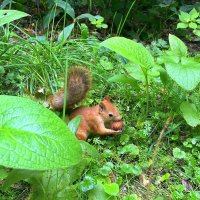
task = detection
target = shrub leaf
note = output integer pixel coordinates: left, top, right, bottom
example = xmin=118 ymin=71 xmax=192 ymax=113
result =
xmin=0 ymin=95 xmax=82 ymax=170
xmin=58 ymin=23 xmax=75 ymax=43
xmin=173 ymin=148 xmax=186 ymax=159
xmin=165 ymin=57 xmax=200 ymax=90
xmin=169 ymin=34 xmax=187 ymax=57
xmin=0 ymin=10 xmax=29 ymax=26
xmin=103 ymin=183 xmax=119 ymax=196
xmin=180 ymin=101 xmax=200 ymax=127
xmin=100 ymin=37 xmax=154 ymax=68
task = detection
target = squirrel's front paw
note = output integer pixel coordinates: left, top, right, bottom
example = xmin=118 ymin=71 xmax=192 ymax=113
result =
xmin=114 ymin=130 xmax=122 ymax=134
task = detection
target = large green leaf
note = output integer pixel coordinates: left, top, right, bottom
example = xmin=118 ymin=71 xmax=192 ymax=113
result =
xmin=68 ymin=115 xmax=82 ymax=134
xmin=0 ymin=10 xmax=29 ymax=26
xmin=0 ymin=0 xmax=13 ymax=10
xmin=58 ymin=23 xmax=74 ymax=43
xmin=169 ymin=34 xmax=187 ymax=57
xmin=179 ymin=11 xmax=190 ymax=23
xmin=108 ymin=74 xmax=140 ymax=90
xmin=0 ymin=95 xmax=82 ymax=170
xmin=80 ymin=175 xmax=97 ymax=192
xmin=125 ymin=63 xmax=146 ymax=82
xmin=189 ymin=8 xmax=199 ymax=20
xmin=177 ymin=22 xmax=188 ymax=29
xmin=100 ymin=37 xmax=154 ymax=68
xmin=180 ymin=101 xmax=200 ymax=127
xmin=88 ymin=181 xmax=113 ymax=200
xmin=54 ymin=0 xmax=75 ymax=19
xmin=2 ymin=169 xmax=43 ymax=191
xmin=76 ymin=13 xmax=95 ymax=20
xmin=103 ymin=183 xmax=119 ymax=196
xmin=42 ymin=9 xmax=62 ymax=29
xmin=193 ymin=29 xmax=200 ymax=37
xmin=165 ymin=57 xmax=200 ymax=90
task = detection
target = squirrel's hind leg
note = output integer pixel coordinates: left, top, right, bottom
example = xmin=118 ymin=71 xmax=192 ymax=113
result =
xmin=75 ymin=129 xmax=88 ymax=140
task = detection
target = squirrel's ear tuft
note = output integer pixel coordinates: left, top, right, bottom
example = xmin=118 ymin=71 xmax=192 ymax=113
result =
xmin=104 ymin=96 xmax=111 ymax=102
xmin=99 ymin=102 xmax=106 ymax=112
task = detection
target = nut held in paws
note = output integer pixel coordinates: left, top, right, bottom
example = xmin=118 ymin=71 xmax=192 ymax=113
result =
xmin=111 ymin=120 xmax=123 ymax=131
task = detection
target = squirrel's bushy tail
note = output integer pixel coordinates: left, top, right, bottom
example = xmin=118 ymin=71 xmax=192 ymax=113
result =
xmin=48 ymin=66 xmax=91 ymax=110
xmin=67 ymin=66 xmax=91 ymax=107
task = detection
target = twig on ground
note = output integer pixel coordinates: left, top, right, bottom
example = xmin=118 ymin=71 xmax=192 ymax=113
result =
xmin=146 ymin=116 xmax=173 ymax=199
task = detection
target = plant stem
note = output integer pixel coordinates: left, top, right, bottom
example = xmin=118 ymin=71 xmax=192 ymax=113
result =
xmin=146 ymin=116 xmax=173 ymax=199
xmin=141 ymin=66 xmax=149 ymax=118
xmin=118 ymin=0 xmax=136 ymax=36
xmin=145 ymin=73 xmax=149 ymax=117
xmin=62 ymin=59 xmax=68 ymax=120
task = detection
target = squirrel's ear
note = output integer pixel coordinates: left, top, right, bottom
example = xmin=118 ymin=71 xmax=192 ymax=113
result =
xmin=104 ymin=96 xmax=111 ymax=102
xmin=99 ymin=102 xmax=106 ymax=112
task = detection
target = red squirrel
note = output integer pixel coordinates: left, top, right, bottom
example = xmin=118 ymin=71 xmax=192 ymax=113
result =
xmin=48 ymin=66 xmax=123 ymax=140
xmin=70 ymin=96 xmax=123 ymax=140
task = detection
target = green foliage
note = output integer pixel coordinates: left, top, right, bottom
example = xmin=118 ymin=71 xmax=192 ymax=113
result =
xmin=99 ymin=56 xmax=114 ymax=70
xmin=80 ymin=176 xmax=96 ymax=192
xmin=41 ymin=1 xmax=107 ymax=42
xmin=177 ymin=8 xmax=200 ymax=38
xmin=103 ymin=183 xmax=119 ymax=196
xmin=100 ymin=35 xmax=200 ymax=128
xmin=168 ymin=34 xmax=187 ymax=57
xmin=54 ymin=0 xmax=75 ymax=18
xmin=42 ymin=0 xmax=75 ymax=29
xmin=88 ymin=0 xmax=183 ymax=39
xmin=173 ymin=148 xmax=186 ymax=159
xmin=180 ymin=102 xmax=200 ymax=127
xmin=120 ymin=163 xmax=142 ymax=176
xmin=1 ymin=139 xmax=98 ymax=199
xmin=171 ymin=184 xmax=185 ymax=200
xmin=100 ymin=37 xmax=154 ymax=68
xmin=88 ymin=181 xmax=112 ymax=200
xmin=0 ymin=95 xmax=82 ymax=170
xmin=123 ymin=194 xmax=138 ymax=200
xmin=160 ymin=173 xmax=170 ymax=182
xmin=1 ymin=1 xmax=200 ymax=199
xmin=58 ymin=23 xmax=75 ymax=43
xmin=68 ymin=115 xmax=82 ymax=133
xmin=89 ymin=16 xmax=108 ymax=29
xmin=0 ymin=10 xmax=29 ymax=26
xmin=160 ymin=34 xmax=200 ymax=91
xmin=165 ymin=57 xmax=200 ymax=91
xmin=97 ymin=33 xmax=200 ymax=199
xmin=0 ymin=0 xmax=13 ymax=10
xmin=0 ymin=35 xmax=95 ymax=95
xmin=98 ymin=162 xmax=113 ymax=176
xmin=108 ymin=74 xmax=139 ymax=90
xmin=100 ymin=36 xmax=155 ymax=116
xmin=119 ymin=144 xmax=139 ymax=158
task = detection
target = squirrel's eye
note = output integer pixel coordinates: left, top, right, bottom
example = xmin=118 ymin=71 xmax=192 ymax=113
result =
xmin=109 ymin=113 xmax=113 ymax=117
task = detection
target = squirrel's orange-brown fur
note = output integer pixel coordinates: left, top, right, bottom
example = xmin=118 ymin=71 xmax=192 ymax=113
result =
xmin=48 ymin=66 xmax=123 ymax=140
xmin=48 ymin=66 xmax=91 ymax=110
xmin=70 ymin=96 xmax=122 ymax=140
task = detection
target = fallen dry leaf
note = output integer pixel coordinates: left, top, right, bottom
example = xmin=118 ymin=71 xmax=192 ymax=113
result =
xmin=37 ymin=87 xmax=45 ymax=94
xmin=182 ymin=179 xmax=193 ymax=191
xmin=139 ymin=174 xmax=150 ymax=186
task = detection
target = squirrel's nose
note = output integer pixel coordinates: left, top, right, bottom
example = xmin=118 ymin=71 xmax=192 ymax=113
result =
xmin=117 ymin=116 xmax=122 ymax=121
